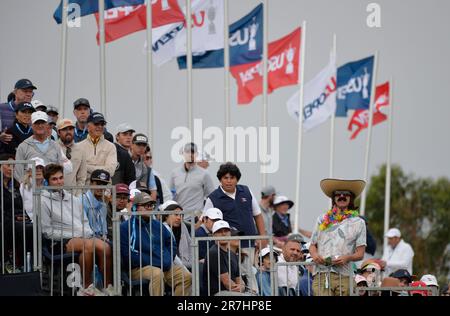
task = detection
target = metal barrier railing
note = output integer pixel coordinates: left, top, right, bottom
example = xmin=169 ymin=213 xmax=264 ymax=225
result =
xmin=352 ymin=286 xmax=439 ymax=296
xmin=1 ymin=160 xmax=37 ymax=276
xmin=193 ymin=235 xmax=275 ymax=296
xmin=114 ymin=208 xmax=196 ymax=296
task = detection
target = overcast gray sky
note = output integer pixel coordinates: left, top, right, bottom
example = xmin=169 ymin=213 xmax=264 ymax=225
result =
xmin=1 ymin=0 xmax=449 ymax=234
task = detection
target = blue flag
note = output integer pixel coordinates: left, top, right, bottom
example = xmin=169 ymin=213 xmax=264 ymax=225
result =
xmin=177 ymin=3 xmax=263 ymax=69
xmin=336 ymin=56 xmax=374 ymax=117
xmin=53 ymin=0 xmax=145 ymax=24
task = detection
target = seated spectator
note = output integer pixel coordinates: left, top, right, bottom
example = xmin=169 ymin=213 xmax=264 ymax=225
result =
xmin=277 ymin=237 xmax=303 ymax=296
xmin=14 ymin=111 xmax=72 ymax=181
xmin=19 ymin=157 xmax=46 ymax=222
xmin=120 ymin=192 xmax=191 ymax=296
xmin=82 ymin=169 xmax=111 ymax=240
xmin=410 ymin=281 xmax=429 ymax=296
xmin=420 ymin=274 xmax=439 ymax=294
xmin=160 ymin=200 xmax=192 ymax=270
xmin=272 ymin=196 xmax=293 ymax=243
xmin=4 ymin=102 xmax=35 ymax=155
xmin=40 ymin=164 xmax=113 ymax=296
xmin=358 ymin=259 xmax=382 ymax=287
xmin=0 ymin=153 xmax=23 ymax=272
xmin=390 ymin=268 xmax=414 ymax=287
xmin=256 ymin=247 xmax=278 ymax=296
xmin=196 ymin=208 xmax=223 ymax=261
xmin=202 ymin=220 xmax=246 ymax=296
xmin=105 ymin=183 xmax=130 ymax=240
xmin=354 ymin=274 xmax=369 ymax=296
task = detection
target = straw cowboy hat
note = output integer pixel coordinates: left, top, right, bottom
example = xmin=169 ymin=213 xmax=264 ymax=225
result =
xmin=320 ymin=178 xmax=366 ymax=198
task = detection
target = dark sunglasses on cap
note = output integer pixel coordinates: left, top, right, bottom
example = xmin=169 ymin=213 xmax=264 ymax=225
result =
xmin=334 ymin=190 xmax=352 ymax=197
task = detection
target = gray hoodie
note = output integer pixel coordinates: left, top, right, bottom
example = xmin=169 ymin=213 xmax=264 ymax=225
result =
xmin=40 ymin=189 xmax=93 ymax=240
xmin=14 ymin=136 xmax=72 ymax=181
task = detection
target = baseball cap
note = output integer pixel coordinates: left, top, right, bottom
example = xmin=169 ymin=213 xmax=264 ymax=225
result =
xmin=56 ymin=118 xmax=75 ymax=131
xmin=15 ymin=102 xmax=36 ymax=113
xmin=197 ymin=151 xmax=211 ymax=161
xmin=259 ymin=247 xmax=271 ymax=258
xmin=212 ymin=220 xmax=231 ymax=234
xmin=287 ymin=233 xmax=305 ymax=244
xmin=46 ymin=105 xmax=59 ymax=115
xmin=273 ymin=195 xmax=294 ymax=208
xmin=87 ymin=112 xmax=106 ymax=124
xmin=31 ymin=111 xmax=49 ymax=124
xmin=133 ymin=192 xmax=153 ymax=205
xmin=183 ymin=142 xmax=198 ymax=153
xmin=27 ymin=157 xmax=45 ymax=170
xmin=73 ymin=98 xmax=91 ymax=108
xmin=203 ymin=208 xmax=223 ymax=220
xmin=31 ymin=100 xmax=47 ymax=111
xmin=90 ymin=169 xmax=111 ymax=184
xmin=385 ymin=228 xmax=401 ymax=238
xmin=116 ymin=123 xmax=135 ymax=135
xmin=132 ymin=133 xmax=148 ymax=145
xmin=14 ymin=79 xmax=37 ymax=90
xmin=115 ymin=183 xmax=130 ymax=195
xmin=261 ymin=185 xmax=276 ymax=197
xmin=160 ymin=200 xmax=183 ymax=211
xmin=390 ymin=269 xmax=415 ymax=282
xmin=355 ymin=274 xmax=368 ymax=285
xmin=420 ymin=274 xmax=438 ymax=287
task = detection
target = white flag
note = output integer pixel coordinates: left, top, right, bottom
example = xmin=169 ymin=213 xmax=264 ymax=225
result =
xmin=150 ymin=0 xmax=224 ymax=66
xmin=287 ymin=57 xmax=337 ymax=131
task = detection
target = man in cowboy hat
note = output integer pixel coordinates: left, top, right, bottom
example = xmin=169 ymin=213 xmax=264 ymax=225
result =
xmin=309 ymin=178 xmax=367 ymax=296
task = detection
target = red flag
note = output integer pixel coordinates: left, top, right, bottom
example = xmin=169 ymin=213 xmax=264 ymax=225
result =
xmin=230 ymin=27 xmax=301 ymax=105
xmin=95 ymin=0 xmax=184 ymax=44
xmin=348 ymin=81 xmax=390 ymax=140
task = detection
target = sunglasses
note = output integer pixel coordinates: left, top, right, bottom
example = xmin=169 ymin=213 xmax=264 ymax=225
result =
xmin=141 ymin=202 xmax=156 ymax=209
xmin=145 ymin=155 xmax=152 ymax=160
xmin=334 ymin=190 xmax=352 ymax=196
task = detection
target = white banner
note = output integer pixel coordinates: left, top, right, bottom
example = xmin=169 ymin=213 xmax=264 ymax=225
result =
xmin=287 ymin=58 xmax=337 ymax=131
xmin=151 ymin=0 xmax=224 ymax=66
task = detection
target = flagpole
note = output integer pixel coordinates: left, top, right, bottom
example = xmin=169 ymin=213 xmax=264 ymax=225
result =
xmin=383 ymin=78 xmax=393 ymax=251
xmin=59 ymin=0 xmax=69 ymax=118
xmin=262 ymin=0 xmax=268 ymax=188
xmin=293 ymin=21 xmax=307 ymax=233
xmin=329 ymin=33 xmax=337 ymax=179
xmin=99 ymin=0 xmax=107 ymax=117
xmin=146 ymin=0 xmax=153 ymax=148
xmin=186 ymin=0 xmax=193 ymax=141
xmin=224 ymin=0 xmax=230 ymax=129
xmin=360 ymin=50 xmax=379 ymax=216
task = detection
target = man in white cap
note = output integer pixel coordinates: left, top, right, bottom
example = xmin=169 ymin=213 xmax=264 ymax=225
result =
xmin=381 ymin=228 xmax=414 ymax=276
xmin=111 ymin=123 xmax=136 ymax=185
xmin=309 ymin=178 xmax=367 ymax=296
xmin=202 ymin=220 xmax=246 ymax=296
xmin=196 ymin=207 xmax=223 ymax=260
xmin=14 ymin=111 xmax=72 ymax=181
xmin=420 ymin=274 xmax=439 ymax=293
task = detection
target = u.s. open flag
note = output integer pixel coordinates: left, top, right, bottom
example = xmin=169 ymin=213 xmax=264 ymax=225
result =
xmin=230 ymin=27 xmax=301 ymax=105
xmin=177 ymin=3 xmax=263 ymax=69
xmin=336 ymin=56 xmax=374 ymax=117
xmin=348 ymin=81 xmax=390 ymax=139
xmin=287 ymin=57 xmax=337 ymax=131
xmin=94 ymin=1 xmax=185 ymax=44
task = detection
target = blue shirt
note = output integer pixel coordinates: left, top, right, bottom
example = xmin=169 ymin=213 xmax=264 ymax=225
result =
xmin=256 ymin=270 xmax=272 ymax=296
xmin=298 ymin=271 xmax=314 ymax=296
xmin=31 ymin=137 xmax=50 ymax=153
xmin=83 ymin=190 xmax=108 ymax=237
